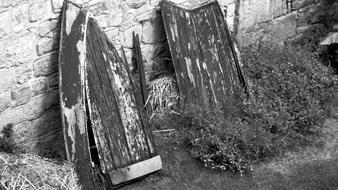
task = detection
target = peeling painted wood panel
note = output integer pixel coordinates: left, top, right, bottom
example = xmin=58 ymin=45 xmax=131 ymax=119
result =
xmin=58 ymin=2 xmax=93 ymax=189
xmin=87 ymin=18 xmax=150 ymax=162
xmin=86 ymin=20 xmax=132 ymax=169
xmin=120 ymin=45 xmax=157 ymax=158
xmin=191 ymin=6 xmax=236 ymax=106
xmin=161 ymin=7 xmax=201 ymax=107
xmin=161 ymin=0 xmax=245 ymax=110
xmin=86 ymin=18 xmax=156 ymax=168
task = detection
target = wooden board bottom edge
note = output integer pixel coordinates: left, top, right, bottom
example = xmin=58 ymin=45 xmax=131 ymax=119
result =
xmin=109 ymin=155 xmax=162 ymax=185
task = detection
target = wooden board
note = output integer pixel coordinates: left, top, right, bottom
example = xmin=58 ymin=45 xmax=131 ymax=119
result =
xmin=58 ymin=2 xmax=93 ymax=189
xmin=85 ymin=14 xmax=160 ymax=185
xmin=109 ymin=155 xmax=162 ymax=185
xmin=132 ymin=32 xmax=148 ymax=108
xmin=59 ymin=2 xmax=161 ymax=188
xmin=161 ymin=0 xmax=246 ymax=110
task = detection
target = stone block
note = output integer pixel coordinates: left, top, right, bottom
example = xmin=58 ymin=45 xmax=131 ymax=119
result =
xmin=12 ymin=121 xmax=32 ymax=145
xmin=45 ymin=90 xmax=59 ymax=109
xmin=23 ymin=94 xmax=46 ymax=120
xmin=51 ymin=0 xmax=63 ymax=13
xmin=0 ymin=91 xmax=11 ymax=113
xmin=122 ymin=1 xmax=150 ymax=22
xmin=0 ymin=0 xmax=12 ymax=8
xmin=0 ymin=11 xmax=12 ymax=38
xmin=0 ymin=70 xmax=15 ymax=93
xmin=11 ymin=84 xmax=31 ymax=107
xmin=15 ymin=64 xmax=32 ymax=84
xmin=36 ymin=36 xmax=57 ymax=56
xmin=48 ymin=74 xmax=59 ymax=87
xmin=0 ymin=107 xmax=25 ymax=128
xmin=86 ymin=2 xmax=108 ymax=16
xmin=105 ymin=27 xmax=119 ymax=40
xmin=33 ymin=52 xmax=58 ymax=77
xmin=141 ymin=18 xmax=166 ymax=44
xmin=239 ymin=0 xmax=272 ymax=29
xmin=29 ymin=0 xmax=46 ymax=22
xmin=125 ymin=0 xmax=147 ymax=9
xmin=31 ymin=112 xmax=50 ymax=136
xmin=135 ymin=9 xmax=160 ymax=22
xmin=38 ymin=19 xmax=59 ymax=37
xmin=0 ymin=32 xmax=36 ymax=69
xmin=94 ymin=14 xmax=109 ymax=29
xmin=272 ymin=12 xmax=297 ymax=41
xmin=31 ymin=77 xmax=48 ymax=96
xmin=141 ymin=42 xmax=171 ymax=62
xmin=11 ymin=3 xmax=29 ymax=32
xmin=292 ymin=0 xmax=316 ymax=10
xmin=109 ymin=9 xmax=123 ymax=27
xmin=149 ymin=0 xmax=161 ymax=6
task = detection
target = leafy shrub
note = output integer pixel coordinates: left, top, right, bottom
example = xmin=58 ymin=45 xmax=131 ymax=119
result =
xmin=290 ymin=24 xmax=329 ymax=53
xmin=179 ymin=42 xmax=337 ymax=174
xmin=0 ymin=124 xmax=19 ymax=153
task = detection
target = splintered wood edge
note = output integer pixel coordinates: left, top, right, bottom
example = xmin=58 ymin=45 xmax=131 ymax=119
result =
xmin=109 ymin=155 xmax=162 ymax=185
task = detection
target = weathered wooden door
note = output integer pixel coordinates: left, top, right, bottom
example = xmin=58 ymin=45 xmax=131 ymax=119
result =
xmin=161 ymin=0 xmax=246 ymax=110
xmin=59 ymin=2 xmax=161 ymax=188
xmin=58 ymin=2 xmax=93 ymax=189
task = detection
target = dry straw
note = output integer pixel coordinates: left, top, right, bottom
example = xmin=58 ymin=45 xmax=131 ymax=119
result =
xmin=0 ymin=153 xmax=81 ymax=190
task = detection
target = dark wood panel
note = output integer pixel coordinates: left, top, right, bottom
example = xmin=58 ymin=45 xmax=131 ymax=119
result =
xmin=86 ymin=18 xmax=132 ymax=169
xmin=60 ymin=3 xmax=160 ymax=187
xmin=86 ymin=17 xmax=156 ymax=166
xmin=58 ymin=2 xmax=93 ymax=189
xmin=133 ymin=33 xmax=148 ymax=108
xmin=161 ymin=0 xmax=246 ymax=110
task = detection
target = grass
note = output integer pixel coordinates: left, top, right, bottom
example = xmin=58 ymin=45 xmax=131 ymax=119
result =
xmin=120 ymin=118 xmax=338 ymax=190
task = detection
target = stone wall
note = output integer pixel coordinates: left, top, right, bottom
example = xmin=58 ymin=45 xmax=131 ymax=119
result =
xmin=236 ymin=0 xmax=338 ymax=46
xmin=0 ymin=0 xmax=236 ymax=156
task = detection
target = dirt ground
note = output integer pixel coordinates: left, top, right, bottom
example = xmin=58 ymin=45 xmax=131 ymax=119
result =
xmin=120 ymin=118 xmax=338 ymax=190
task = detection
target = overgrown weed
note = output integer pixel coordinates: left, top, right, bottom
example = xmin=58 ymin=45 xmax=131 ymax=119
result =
xmin=166 ymin=42 xmax=338 ymax=174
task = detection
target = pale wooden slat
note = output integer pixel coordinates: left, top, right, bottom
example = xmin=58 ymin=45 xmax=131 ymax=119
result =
xmin=109 ymin=155 xmax=162 ymax=185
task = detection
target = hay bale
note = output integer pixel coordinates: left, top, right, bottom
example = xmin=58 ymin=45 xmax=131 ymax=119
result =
xmin=0 ymin=153 xmax=81 ymax=190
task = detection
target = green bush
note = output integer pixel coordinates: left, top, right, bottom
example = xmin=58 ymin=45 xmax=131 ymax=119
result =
xmin=179 ymin=42 xmax=337 ymax=174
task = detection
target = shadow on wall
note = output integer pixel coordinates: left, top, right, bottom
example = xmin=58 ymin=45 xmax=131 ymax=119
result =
xmin=32 ymin=14 xmax=65 ymax=160
xmin=9 ymin=13 xmax=66 ymax=160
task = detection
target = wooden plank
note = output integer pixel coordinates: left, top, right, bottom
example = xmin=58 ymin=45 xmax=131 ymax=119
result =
xmin=60 ymin=4 xmax=161 ymax=187
xmin=161 ymin=0 xmax=246 ymax=110
xmin=109 ymin=155 xmax=162 ymax=185
xmin=58 ymin=2 xmax=93 ymax=189
xmin=85 ymin=17 xmax=157 ymax=166
xmin=86 ymin=17 xmax=132 ymax=169
xmin=132 ymin=32 xmax=148 ymax=108
xmin=121 ymin=45 xmax=157 ymax=157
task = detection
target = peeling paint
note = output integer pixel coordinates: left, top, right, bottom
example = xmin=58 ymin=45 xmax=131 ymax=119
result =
xmin=196 ymin=58 xmax=201 ymax=71
xmin=185 ymin=57 xmax=195 ymax=86
xmin=65 ymin=4 xmax=80 ymax=36
xmin=109 ymin=57 xmax=149 ymax=161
